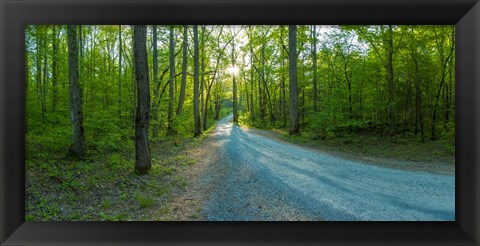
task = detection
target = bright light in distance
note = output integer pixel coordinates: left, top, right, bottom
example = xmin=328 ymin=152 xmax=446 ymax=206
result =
xmin=226 ymin=65 xmax=240 ymax=76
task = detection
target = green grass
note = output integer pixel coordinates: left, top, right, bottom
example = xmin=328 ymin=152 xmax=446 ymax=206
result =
xmin=25 ymin=105 xmax=229 ymax=221
xmin=280 ymin=129 xmax=455 ymax=164
xmin=25 ymin=121 xmax=205 ymax=221
xmin=133 ymin=193 xmax=156 ymax=208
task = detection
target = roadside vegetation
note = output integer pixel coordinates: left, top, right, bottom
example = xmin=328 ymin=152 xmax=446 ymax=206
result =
xmin=280 ymin=129 xmax=454 ymax=165
xmin=25 ymin=104 xmax=225 ymax=221
xmin=26 ymin=129 xmax=195 ymax=221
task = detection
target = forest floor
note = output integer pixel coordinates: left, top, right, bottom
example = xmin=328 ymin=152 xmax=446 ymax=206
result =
xmin=161 ymin=115 xmax=455 ymax=221
xmin=25 ymin=124 xmax=214 ymax=221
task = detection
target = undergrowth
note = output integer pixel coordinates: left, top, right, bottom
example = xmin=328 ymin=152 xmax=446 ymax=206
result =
xmin=280 ymin=129 xmax=454 ymax=165
xmin=24 ymin=114 xmax=227 ymax=221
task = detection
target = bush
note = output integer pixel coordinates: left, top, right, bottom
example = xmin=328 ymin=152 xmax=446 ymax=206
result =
xmin=171 ymin=113 xmax=193 ymax=137
xmin=107 ymin=153 xmax=125 ymax=169
xmin=324 ymin=120 xmax=375 ymax=138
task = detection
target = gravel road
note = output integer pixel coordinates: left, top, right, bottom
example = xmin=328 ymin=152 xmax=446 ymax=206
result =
xmin=198 ymin=115 xmax=455 ymax=221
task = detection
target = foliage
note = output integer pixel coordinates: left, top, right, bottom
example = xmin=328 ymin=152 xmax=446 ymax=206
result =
xmin=25 ymin=131 xmax=199 ymax=221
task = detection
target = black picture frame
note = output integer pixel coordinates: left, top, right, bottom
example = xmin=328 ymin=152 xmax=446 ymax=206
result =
xmin=1 ymin=0 xmax=479 ymax=245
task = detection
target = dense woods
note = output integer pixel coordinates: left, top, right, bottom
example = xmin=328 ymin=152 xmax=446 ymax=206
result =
xmin=25 ymin=25 xmax=454 ymax=220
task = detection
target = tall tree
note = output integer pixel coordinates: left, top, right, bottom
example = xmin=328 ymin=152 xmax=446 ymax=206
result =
xmin=52 ymin=26 xmax=59 ymax=114
xmin=231 ymin=37 xmax=238 ymax=124
xmin=279 ymin=26 xmax=287 ymax=126
xmin=152 ymin=25 xmax=160 ymax=138
xmin=78 ymin=26 xmax=84 ymax=58
xmin=250 ymin=46 xmax=255 ymax=123
xmin=387 ymin=25 xmax=395 ymax=136
xmin=168 ymin=26 xmax=175 ymax=133
xmin=67 ymin=25 xmax=86 ymax=158
xmin=193 ymin=25 xmax=202 ymax=137
xmin=133 ymin=25 xmax=151 ymax=175
xmin=311 ymin=25 xmax=318 ymax=112
xmin=200 ymin=26 xmax=206 ymax=130
xmin=118 ymin=25 xmax=123 ymax=119
xmin=177 ymin=25 xmax=188 ymax=116
xmin=35 ymin=27 xmax=42 ymax=121
xmin=41 ymin=31 xmax=47 ymax=124
xmin=288 ymin=25 xmax=300 ymax=135
xmin=25 ymin=28 xmax=29 ymax=131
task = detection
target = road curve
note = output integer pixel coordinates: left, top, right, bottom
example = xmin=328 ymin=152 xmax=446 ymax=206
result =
xmin=199 ymin=115 xmax=455 ymax=221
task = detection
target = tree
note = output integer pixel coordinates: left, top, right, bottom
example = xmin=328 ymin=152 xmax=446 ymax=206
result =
xmin=152 ymin=25 xmax=160 ymax=138
xmin=41 ymin=29 xmax=47 ymax=124
xmin=231 ymin=30 xmax=239 ymax=124
xmin=177 ymin=25 xmax=188 ymax=116
xmin=25 ymin=27 xmax=29 ymax=131
xmin=193 ymin=25 xmax=202 ymax=137
xmin=279 ymin=26 xmax=287 ymax=126
xmin=67 ymin=25 xmax=86 ymax=158
xmin=202 ymin=26 xmax=235 ymax=130
xmin=311 ymin=25 xmax=318 ymax=112
xmin=200 ymin=26 xmax=206 ymax=130
xmin=52 ymin=25 xmax=59 ymax=114
xmin=387 ymin=25 xmax=395 ymax=136
xmin=118 ymin=25 xmax=123 ymax=119
xmin=133 ymin=25 xmax=151 ymax=175
xmin=288 ymin=25 xmax=300 ymax=135
xmin=168 ymin=25 xmax=175 ymax=133
xmin=431 ymin=26 xmax=455 ymax=140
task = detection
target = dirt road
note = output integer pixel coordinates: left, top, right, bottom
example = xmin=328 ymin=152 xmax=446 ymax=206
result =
xmin=179 ymin=115 xmax=455 ymax=221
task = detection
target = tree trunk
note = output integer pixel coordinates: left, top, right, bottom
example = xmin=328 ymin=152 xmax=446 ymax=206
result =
xmin=288 ymin=25 xmax=300 ymax=135
xmin=177 ymin=25 xmax=188 ymax=116
xmin=244 ymin=71 xmax=249 ymax=115
xmin=52 ymin=26 xmax=58 ymax=114
xmin=280 ymin=26 xmax=287 ymax=127
xmin=413 ymin=55 xmax=424 ymax=142
xmin=312 ymin=25 xmax=318 ymax=112
xmin=25 ymin=33 xmax=29 ymax=132
xmin=445 ymin=56 xmax=453 ymax=127
xmin=67 ymin=25 xmax=86 ymax=158
xmin=78 ymin=26 xmax=84 ymax=58
xmin=118 ymin=25 xmax=123 ymax=120
xmin=131 ymin=43 xmax=137 ymax=129
xmin=203 ymin=77 xmax=217 ymax=131
xmin=152 ymin=25 xmax=160 ymax=138
xmin=214 ymin=83 xmax=222 ymax=120
xmin=387 ymin=25 xmax=395 ymax=136
xmin=200 ymin=26 xmax=205 ymax=130
xmin=35 ymin=28 xmax=42 ymax=111
xmin=168 ymin=26 xmax=175 ymax=133
xmin=41 ymin=35 xmax=47 ymax=124
xmin=250 ymin=47 xmax=255 ymax=123
xmin=133 ymin=25 xmax=151 ymax=175
xmin=232 ymin=40 xmax=238 ymax=124
xmin=344 ymin=59 xmax=353 ymax=120
xmin=403 ymin=77 xmax=412 ymax=136
xmin=193 ymin=25 xmax=202 ymax=137
xmin=301 ymin=86 xmax=305 ymax=126
xmin=259 ymin=43 xmax=266 ymax=120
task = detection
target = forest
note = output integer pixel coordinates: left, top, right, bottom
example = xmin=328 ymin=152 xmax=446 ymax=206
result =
xmin=25 ymin=25 xmax=455 ymax=221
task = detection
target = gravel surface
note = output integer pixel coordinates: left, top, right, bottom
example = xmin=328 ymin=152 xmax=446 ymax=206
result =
xmin=197 ymin=115 xmax=455 ymax=221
